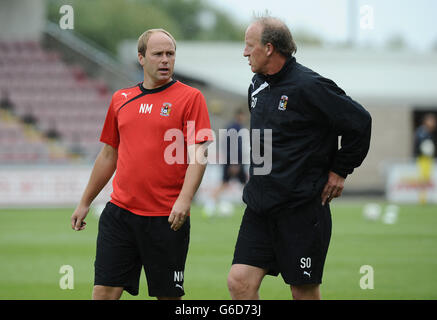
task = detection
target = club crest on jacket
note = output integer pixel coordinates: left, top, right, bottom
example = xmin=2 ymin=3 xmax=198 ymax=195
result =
xmin=278 ymin=95 xmax=288 ymax=111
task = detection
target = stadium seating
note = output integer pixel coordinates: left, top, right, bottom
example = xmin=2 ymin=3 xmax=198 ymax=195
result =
xmin=0 ymin=41 xmax=111 ymax=163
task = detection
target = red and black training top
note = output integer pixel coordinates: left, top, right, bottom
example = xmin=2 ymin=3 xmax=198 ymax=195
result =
xmin=100 ymin=80 xmax=213 ymax=216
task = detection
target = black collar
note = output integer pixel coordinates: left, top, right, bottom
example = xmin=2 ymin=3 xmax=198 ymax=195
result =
xmin=138 ymin=79 xmax=176 ymax=94
xmin=258 ymin=56 xmax=296 ymax=84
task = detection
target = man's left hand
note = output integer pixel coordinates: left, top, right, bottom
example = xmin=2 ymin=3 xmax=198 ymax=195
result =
xmin=321 ymin=171 xmax=345 ymax=206
xmin=168 ymin=196 xmax=191 ymax=231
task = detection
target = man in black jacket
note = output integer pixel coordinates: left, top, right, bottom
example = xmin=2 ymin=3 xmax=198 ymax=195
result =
xmin=227 ymin=16 xmax=372 ymax=300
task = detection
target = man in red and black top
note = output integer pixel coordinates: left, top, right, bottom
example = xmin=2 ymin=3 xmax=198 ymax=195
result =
xmin=71 ymin=29 xmax=213 ymax=300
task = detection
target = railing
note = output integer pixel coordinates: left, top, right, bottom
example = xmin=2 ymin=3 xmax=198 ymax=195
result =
xmin=44 ymin=21 xmax=137 ymax=87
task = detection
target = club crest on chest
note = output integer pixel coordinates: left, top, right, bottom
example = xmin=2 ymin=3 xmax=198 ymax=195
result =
xmin=160 ymin=102 xmax=172 ymax=116
xmin=278 ymin=95 xmax=288 ymax=111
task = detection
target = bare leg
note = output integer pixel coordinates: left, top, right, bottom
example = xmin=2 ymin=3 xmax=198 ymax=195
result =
xmin=227 ymin=264 xmax=267 ymax=300
xmin=92 ymin=285 xmax=124 ymax=300
xmin=157 ymin=296 xmax=182 ymax=300
xmin=290 ymin=284 xmax=321 ymax=300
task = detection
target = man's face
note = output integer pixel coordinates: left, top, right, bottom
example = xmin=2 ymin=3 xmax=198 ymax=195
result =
xmin=425 ymin=116 xmax=437 ymax=132
xmin=139 ymin=32 xmax=176 ymax=85
xmin=243 ymin=23 xmax=268 ymax=74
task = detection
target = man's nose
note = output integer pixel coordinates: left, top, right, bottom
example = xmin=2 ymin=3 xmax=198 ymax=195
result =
xmin=243 ymin=47 xmax=249 ymax=57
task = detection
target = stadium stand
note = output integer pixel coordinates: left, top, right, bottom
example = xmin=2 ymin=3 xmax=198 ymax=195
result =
xmin=0 ymin=40 xmax=112 ymax=164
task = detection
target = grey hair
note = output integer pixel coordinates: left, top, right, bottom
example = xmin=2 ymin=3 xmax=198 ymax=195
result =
xmin=254 ymin=16 xmax=297 ymax=57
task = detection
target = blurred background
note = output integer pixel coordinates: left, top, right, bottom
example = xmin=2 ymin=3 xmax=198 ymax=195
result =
xmin=0 ymin=0 xmax=436 ymax=300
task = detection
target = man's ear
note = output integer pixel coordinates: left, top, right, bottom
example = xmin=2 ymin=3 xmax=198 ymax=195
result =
xmin=265 ymin=43 xmax=274 ymax=57
xmin=138 ymin=52 xmax=144 ymax=66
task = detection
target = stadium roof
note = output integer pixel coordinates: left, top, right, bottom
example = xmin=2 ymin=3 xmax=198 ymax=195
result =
xmin=173 ymin=42 xmax=437 ymax=104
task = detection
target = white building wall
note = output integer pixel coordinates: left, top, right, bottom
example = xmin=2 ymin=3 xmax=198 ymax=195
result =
xmin=0 ymin=0 xmax=45 ymax=41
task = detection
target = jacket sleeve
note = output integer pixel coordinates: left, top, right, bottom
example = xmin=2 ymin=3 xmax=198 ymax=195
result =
xmin=247 ymin=85 xmax=252 ymax=112
xmin=248 ymin=78 xmax=255 ymax=112
xmin=302 ymin=77 xmax=372 ymax=178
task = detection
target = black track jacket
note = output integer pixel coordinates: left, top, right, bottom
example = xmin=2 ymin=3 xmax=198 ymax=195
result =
xmin=243 ymin=56 xmax=372 ymax=214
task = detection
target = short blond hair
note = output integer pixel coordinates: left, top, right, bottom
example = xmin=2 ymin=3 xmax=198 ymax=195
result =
xmin=137 ymin=29 xmax=177 ymax=57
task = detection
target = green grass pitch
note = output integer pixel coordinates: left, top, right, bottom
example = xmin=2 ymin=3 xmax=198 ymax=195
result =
xmin=0 ymin=200 xmax=436 ymax=300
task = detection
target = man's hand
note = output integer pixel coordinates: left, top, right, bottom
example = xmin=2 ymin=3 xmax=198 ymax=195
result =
xmin=71 ymin=205 xmax=89 ymax=231
xmin=321 ymin=171 xmax=345 ymax=206
xmin=168 ymin=196 xmax=191 ymax=231
xmin=70 ymin=144 xmax=117 ymax=232
xmin=167 ymin=142 xmax=209 ymax=231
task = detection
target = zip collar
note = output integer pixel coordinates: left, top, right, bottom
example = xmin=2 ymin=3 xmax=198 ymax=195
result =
xmin=258 ymin=56 xmax=296 ymax=84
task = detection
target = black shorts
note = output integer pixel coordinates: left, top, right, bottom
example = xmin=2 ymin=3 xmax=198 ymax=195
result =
xmin=94 ymin=202 xmax=190 ymax=297
xmin=232 ymin=199 xmax=331 ymax=285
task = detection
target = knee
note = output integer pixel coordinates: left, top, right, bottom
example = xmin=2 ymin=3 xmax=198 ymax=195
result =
xmin=92 ymin=285 xmax=123 ymax=300
xmin=227 ymin=272 xmax=254 ymax=299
